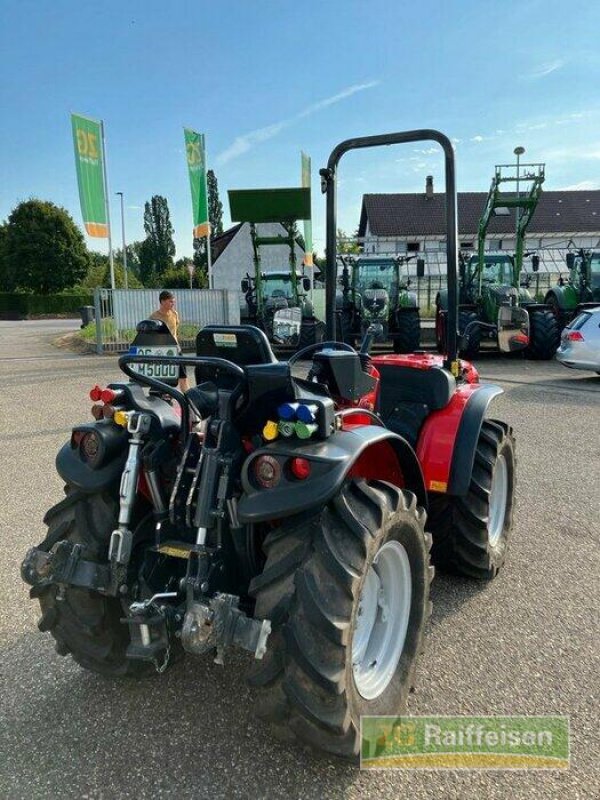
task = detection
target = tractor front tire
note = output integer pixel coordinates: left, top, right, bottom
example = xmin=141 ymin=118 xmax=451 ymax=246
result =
xmin=459 ymin=310 xmax=481 ymax=359
xmin=428 ymin=419 xmax=515 ymax=580
xmin=393 ymin=309 xmax=421 ymax=353
xmin=248 ymin=480 xmax=432 ymax=759
xmin=31 ymin=486 xmax=151 ymax=678
xmin=298 ymin=319 xmax=325 ymax=352
xmin=527 ymin=309 xmax=560 ymax=359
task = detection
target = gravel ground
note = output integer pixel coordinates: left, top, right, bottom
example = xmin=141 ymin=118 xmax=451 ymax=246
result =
xmin=0 ymin=321 xmax=598 ymax=800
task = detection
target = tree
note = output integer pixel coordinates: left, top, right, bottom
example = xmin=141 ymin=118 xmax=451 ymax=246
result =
xmin=337 ymin=228 xmax=360 ymax=255
xmin=79 ymin=251 xmax=143 ymax=289
xmin=193 ymin=169 xmax=224 ymax=281
xmin=140 ymin=195 xmax=175 ymax=286
xmin=207 ymin=170 xmax=223 ymax=237
xmin=2 ymin=200 xmax=90 ymax=293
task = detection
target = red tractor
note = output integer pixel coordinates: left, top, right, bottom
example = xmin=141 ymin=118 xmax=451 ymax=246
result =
xmin=22 ymin=130 xmax=521 ymax=760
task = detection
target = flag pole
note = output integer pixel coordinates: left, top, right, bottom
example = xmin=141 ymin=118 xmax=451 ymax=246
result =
xmin=100 ymin=120 xmax=115 ymax=290
xmin=205 ymin=142 xmax=212 ymax=289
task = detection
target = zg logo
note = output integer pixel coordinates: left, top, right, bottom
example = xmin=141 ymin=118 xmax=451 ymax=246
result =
xmin=76 ymin=129 xmax=99 ymax=160
xmin=391 ymin=722 xmax=416 ymax=747
xmin=186 ymin=138 xmax=202 ymax=167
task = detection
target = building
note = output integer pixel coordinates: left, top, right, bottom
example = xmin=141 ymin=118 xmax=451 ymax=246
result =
xmin=211 ymin=222 xmax=310 ymax=295
xmin=358 ymin=178 xmax=600 ymax=273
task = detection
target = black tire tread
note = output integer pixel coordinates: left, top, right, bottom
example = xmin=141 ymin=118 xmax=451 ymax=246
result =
xmin=527 ymin=309 xmax=560 ymax=360
xmin=393 ymin=309 xmax=421 ymax=353
xmin=428 ymin=419 xmax=515 ymax=580
xmin=248 ymin=479 xmax=432 ymax=759
xmin=35 ymin=485 xmax=150 ymax=678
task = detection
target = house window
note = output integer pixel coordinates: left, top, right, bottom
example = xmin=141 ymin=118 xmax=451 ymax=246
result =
xmin=460 ymin=241 xmax=474 ymax=249
xmin=407 ymin=242 xmax=420 ymax=252
xmin=497 ymin=240 xmax=503 ymax=250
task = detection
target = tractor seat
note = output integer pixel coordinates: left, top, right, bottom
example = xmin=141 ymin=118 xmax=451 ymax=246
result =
xmin=376 ymin=364 xmax=456 ymax=448
xmin=194 ymin=325 xmax=290 ymax=432
xmin=195 ymin=325 xmax=277 ymax=388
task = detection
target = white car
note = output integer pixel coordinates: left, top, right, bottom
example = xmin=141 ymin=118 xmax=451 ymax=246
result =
xmin=555 ymin=307 xmax=600 ymax=374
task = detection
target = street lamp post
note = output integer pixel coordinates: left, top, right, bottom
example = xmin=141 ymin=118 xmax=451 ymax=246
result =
xmin=115 ymin=191 xmax=129 ymax=290
xmin=514 ymin=146 xmax=525 ymax=248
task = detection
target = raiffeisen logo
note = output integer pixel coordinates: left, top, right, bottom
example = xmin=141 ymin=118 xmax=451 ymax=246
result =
xmin=360 ymin=716 xmax=570 ymax=770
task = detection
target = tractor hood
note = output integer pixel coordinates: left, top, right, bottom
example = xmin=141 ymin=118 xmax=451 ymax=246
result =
xmin=362 ymin=288 xmax=389 ymax=317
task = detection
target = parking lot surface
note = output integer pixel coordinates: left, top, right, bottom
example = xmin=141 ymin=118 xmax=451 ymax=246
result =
xmin=0 ymin=321 xmax=598 ymax=799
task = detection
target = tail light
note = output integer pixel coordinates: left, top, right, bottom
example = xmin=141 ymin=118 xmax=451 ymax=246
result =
xmin=564 ymin=330 xmax=584 ymax=342
xmin=289 ymin=457 xmax=311 ymax=480
xmin=254 ymin=455 xmax=281 ymax=488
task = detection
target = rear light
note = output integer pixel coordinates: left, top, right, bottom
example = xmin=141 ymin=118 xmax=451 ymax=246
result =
xmin=289 ymin=457 xmax=311 ymax=480
xmin=80 ymin=431 xmax=101 ymax=464
xmin=254 ymin=455 xmax=281 ymax=488
xmin=91 ymin=404 xmax=104 ymax=420
xmin=565 ymin=330 xmax=584 ymax=342
xmin=89 ymin=385 xmax=103 ymax=401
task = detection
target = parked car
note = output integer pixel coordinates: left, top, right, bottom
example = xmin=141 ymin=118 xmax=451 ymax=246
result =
xmin=555 ymin=307 xmax=600 ymax=374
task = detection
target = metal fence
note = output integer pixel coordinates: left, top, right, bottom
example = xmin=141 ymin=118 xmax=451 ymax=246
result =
xmin=92 ymin=288 xmax=240 ymax=353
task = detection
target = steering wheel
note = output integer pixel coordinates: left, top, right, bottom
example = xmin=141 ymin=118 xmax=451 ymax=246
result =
xmin=288 ymin=339 xmax=356 ymax=367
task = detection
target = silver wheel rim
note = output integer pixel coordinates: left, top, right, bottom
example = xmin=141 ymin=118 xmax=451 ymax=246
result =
xmin=488 ymin=454 xmax=508 ymax=547
xmin=352 ymin=540 xmax=412 ymax=701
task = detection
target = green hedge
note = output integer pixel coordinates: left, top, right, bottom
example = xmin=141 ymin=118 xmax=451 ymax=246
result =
xmin=0 ymin=292 xmax=94 ymax=317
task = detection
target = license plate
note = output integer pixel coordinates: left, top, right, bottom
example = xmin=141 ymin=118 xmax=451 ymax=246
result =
xmin=130 ymin=346 xmax=179 ymax=380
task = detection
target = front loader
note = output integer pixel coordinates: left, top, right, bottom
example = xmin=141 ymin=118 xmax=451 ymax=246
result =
xmin=22 ymin=129 xmax=522 ymax=760
xmin=436 ymin=161 xmax=559 ymax=359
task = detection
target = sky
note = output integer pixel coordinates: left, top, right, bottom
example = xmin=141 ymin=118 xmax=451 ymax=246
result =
xmin=1 ymin=0 xmax=599 ymax=259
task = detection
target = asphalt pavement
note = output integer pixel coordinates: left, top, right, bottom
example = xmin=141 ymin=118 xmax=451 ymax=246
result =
xmin=0 ymin=320 xmax=598 ymax=799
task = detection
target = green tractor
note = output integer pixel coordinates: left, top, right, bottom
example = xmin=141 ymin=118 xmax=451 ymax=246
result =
xmin=231 ymin=187 xmax=325 ymax=349
xmin=337 ymin=255 xmax=422 ymax=352
xmin=436 ymin=161 xmax=559 ymax=359
xmin=544 ymin=248 xmax=600 ymax=330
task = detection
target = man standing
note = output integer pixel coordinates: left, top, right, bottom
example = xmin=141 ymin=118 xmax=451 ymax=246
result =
xmin=149 ymin=290 xmax=190 ymax=392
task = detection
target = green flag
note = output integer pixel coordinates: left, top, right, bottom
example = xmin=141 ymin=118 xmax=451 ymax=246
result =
xmin=301 ymin=152 xmax=313 ymax=266
xmin=184 ymin=129 xmax=209 ymax=238
xmin=71 ymin=113 xmax=107 ymax=237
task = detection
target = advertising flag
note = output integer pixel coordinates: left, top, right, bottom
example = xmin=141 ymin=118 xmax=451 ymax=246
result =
xmin=301 ymin=152 xmax=313 ymax=267
xmin=184 ymin=129 xmax=210 ymax=238
xmin=71 ymin=114 xmax=108 ymax=237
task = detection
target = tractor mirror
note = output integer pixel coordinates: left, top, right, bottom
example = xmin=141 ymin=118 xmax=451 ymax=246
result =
xmin=416 ymin=258 xmax=425 ymax=278
xmin=241 ymin=279 xmax=250 ymax=293
xmin=497 ymin=306 xmax=529 ymax=353
xmin=531 ymin=254 xmax=540 ymax=272
xmin=302 ymin=277 xmax=311 ymax=292
xmin=566 ymin=252 xmax=576 ymax=270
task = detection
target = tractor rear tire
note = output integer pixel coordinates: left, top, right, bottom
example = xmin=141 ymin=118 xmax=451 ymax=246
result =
xmin=527 ymin=309 xmax=560 ymax=359
xmin=427 ymin=419 xmax=515 ymax=580
xmin=248 ymin=480 xmax=432 ymax=759
xmin=393 ymin=309 xmax=420 ymax=353
xmin=298 ymin=319 xmax=325 ymax=352
xmin=458 ymin=310 xmax=481 ymax=358
xmin=31 ymin=486 xmax=151 ymax=678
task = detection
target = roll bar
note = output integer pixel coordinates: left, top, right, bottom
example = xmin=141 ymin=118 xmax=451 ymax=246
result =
xmin=320 ymin=129 xmax=459 ymax=371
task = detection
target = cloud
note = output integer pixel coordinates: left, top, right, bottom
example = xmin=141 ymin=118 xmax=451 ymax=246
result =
xmin=413 ymin=147 xmax=438 ymax=155
xmin=216 ymin=81 xmax=380 ymax=165
xmin=526 ymin=58 xmax=565 ymax=79
xmin=471 ymin=135 xmax=485 ymax=142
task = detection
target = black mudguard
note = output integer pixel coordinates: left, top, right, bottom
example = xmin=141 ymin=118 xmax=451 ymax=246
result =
xmin=447 ymin=384 xmax=503 ymax=496
xmin=237 ymin=426 xmax=426 ymax=524
xmin=56 ymin=441 xmax=127 ymax=493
